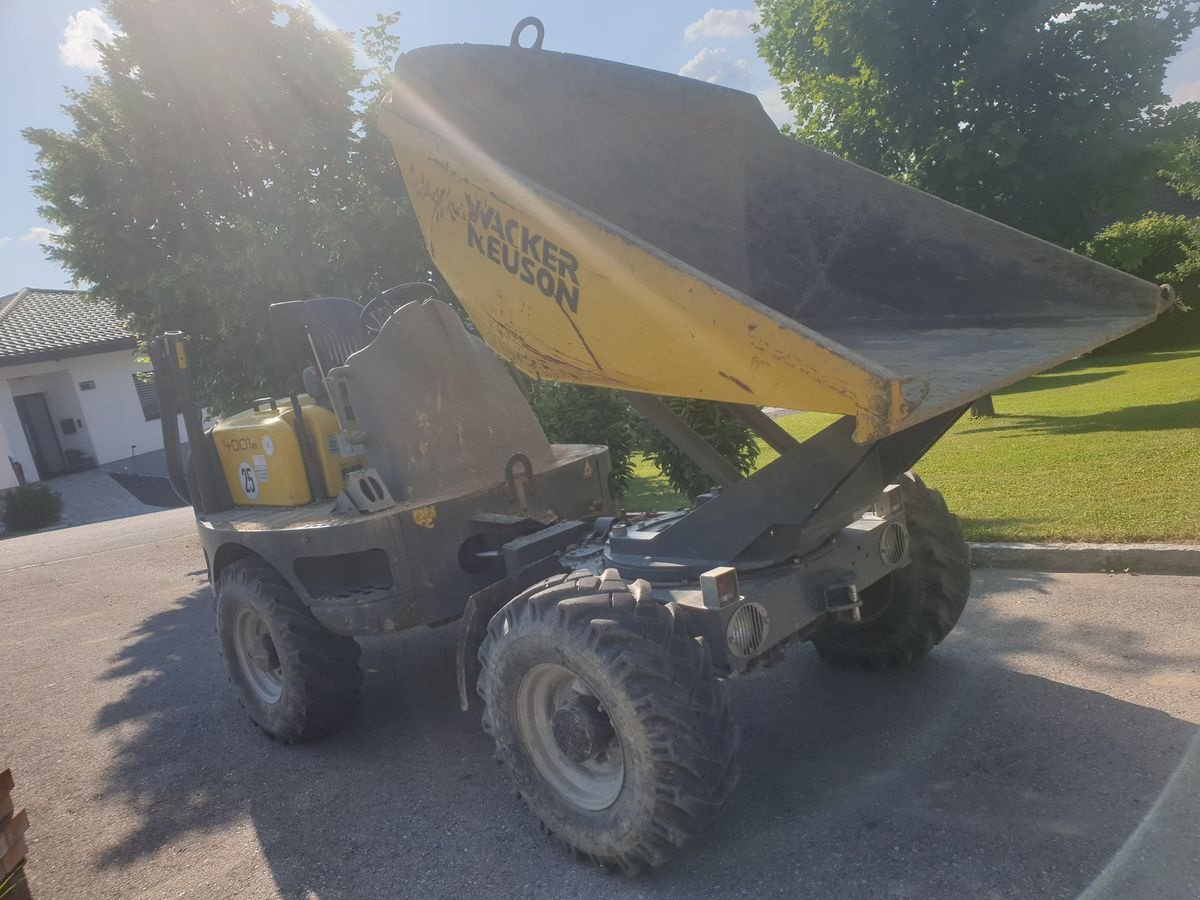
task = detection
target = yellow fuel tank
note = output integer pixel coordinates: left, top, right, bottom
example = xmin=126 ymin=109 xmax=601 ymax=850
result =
xmin=212 ymin=396 xmax=365 ymax=507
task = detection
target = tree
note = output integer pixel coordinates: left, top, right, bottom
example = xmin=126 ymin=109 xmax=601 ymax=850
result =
xmin=638 ymin=399 xmax=761 ymax=501
xmin=756 ymin=0 xmax=1200 ymax=247
xmin=25 ymin=1 xmax=761 ymax=494
xmin=1160 ymin=134 xmax=1200 ymax=200
xmin=25 ymin=1 xmax=428 ymax=412
xmin=969 ymin=396 xmax=996 ymax=419
xmin=1083 ymin=213 xmax=1199 ymax=351
xmin=526 ymin=382 xmax=642 ymax=497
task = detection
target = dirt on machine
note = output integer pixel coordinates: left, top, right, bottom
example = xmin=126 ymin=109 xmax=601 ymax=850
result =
xmin=151 ymin=18 xmax=1171 ymax=874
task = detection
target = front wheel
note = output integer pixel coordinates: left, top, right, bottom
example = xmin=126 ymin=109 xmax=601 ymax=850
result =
xmin=810 ymin=472 xmax=971 ymax=669
xmin=215 ymin=558 xmax=363 ymax=741
xmin=478 ymin=570 xmax=739 ymax=873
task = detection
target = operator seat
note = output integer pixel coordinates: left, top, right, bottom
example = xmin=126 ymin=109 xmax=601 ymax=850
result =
xmin=269 ymin=297 xmax=372 ymax=374
xmin=338 ymin=298 xmax=556 ymax=502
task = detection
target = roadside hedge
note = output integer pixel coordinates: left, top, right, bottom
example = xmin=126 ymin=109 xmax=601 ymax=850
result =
xmin=1 ymin=483 xmax=63 ymax=533
xmin=1083 ymin=213 xmax=1200 ymax=353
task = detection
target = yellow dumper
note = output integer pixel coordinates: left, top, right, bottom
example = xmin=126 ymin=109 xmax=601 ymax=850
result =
xmin=156 ymin=19 xmax=1170 ymax=875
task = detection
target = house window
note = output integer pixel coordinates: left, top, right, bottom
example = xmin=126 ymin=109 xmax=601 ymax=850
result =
xmin=132 ymin=371 xmax=160 ymax=421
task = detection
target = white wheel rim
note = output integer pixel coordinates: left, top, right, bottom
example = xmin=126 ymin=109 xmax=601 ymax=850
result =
xmin=233 ymin=608 xmax=284 ymax=704
xmin=516 ymin=663 xmax=625 ymax=811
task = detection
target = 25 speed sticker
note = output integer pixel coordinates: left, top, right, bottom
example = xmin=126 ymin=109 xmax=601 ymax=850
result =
xmin=238 ymin=461 xmax=259 ymax=499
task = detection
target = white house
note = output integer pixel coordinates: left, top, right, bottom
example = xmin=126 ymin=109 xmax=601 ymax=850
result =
xmin=0 ymin=288 xmax=174 ymax=491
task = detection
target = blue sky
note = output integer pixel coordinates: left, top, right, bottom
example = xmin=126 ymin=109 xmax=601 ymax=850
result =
xmin=3 ymin=1 xmax=1200 ymax=293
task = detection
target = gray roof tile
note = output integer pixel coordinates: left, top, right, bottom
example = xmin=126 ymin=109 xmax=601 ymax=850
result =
xmin=0 ymin=288 xmax=138 ymax=366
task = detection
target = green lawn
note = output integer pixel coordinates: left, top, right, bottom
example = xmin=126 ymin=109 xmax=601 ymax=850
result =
xmin=623 ymin=348 xmax=1200 ymax=543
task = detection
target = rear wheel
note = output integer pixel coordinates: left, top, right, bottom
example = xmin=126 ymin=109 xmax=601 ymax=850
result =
xmin=810 ymin=472 xmax=971 ymax=669
xmin=215 ymin=558 xmax=363 ymax=741
xmin=478 ymin=570 xmax=738 ymax=873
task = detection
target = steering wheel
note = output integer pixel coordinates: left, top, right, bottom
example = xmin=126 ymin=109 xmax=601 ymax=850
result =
xmin=360 ymin=282 xmax=442 ymax=334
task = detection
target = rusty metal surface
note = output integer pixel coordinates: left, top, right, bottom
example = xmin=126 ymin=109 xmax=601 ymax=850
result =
xmin=456 ymin=579 xmax=512 ymax=711
xmin=383 ymin=37 xmax=1168 ymax=440
xmin=394 ymin=42 xmax=1163 ymax=325
xmin=199 ymin=444 xmax=602 ymax=534
xmin=195 ymin=442 xmax=610 ymax=637
xmin=341 ymin=299 xmax=556 ymax=503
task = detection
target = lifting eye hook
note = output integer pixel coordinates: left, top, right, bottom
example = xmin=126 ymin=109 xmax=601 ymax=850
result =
xmin=505 ymin=452 xmax=534 ymax=513
xmin=510 ymin=16 xmax=545 ymax=50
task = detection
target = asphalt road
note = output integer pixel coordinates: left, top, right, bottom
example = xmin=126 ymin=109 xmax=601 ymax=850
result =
xmin=2 ymin=509 xmax=1198 ymax=899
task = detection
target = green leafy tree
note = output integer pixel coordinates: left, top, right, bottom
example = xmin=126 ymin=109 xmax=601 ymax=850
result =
xmin=639 ymin=399 xmax=761 ymax=501
xmin=1160 ymin=135 xmax=1200 ymax=200
xmin=756 ymin=0 xmax=1200 ymax=246
xmin=1084 ymin=213 xmax=1199 ymax=351
xmin=25 ymin=1 xmax=428 ymax=412
xmin=524 ymin=383 xmax=762 ymax=502
xmin=527 ymin=382 xmax=642 ymax=496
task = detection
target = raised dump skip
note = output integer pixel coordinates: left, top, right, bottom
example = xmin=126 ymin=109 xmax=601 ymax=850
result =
xmin=380 ymin=30 xmax=1170 ymax=443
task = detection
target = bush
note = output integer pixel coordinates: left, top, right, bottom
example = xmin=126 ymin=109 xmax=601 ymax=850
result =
xmin=1 ymin=483 xmax=63 ymax=532
xmin=527 ymin=382 xmax=641 ymax=497
xmin=639 ymin=399 xmax=760 ymax=500
xmin=527 ymin=384 xmax=762 ymax=502
xmin=1083 ymin=214 xmax=1199 ymax=353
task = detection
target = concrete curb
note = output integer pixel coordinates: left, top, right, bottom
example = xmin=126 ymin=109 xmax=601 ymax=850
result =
xmin=970 ymin=541 xmax=1200 ymax=576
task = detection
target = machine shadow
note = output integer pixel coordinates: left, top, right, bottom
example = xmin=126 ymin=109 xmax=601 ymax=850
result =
xmin=958 ymin=398 xmax=1200 ymax=436
xmin=1068 ymin=349 xmax=1198 ymax=369
xmin=995 ymin=369 xmax=1122 ymax=395
xmin=91 ymin=577 xmax=1198 ymax=899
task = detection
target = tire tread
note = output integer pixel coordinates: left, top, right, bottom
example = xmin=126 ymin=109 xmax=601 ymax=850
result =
xmin=217 ymin=558 xmax=363 ymax=742
xmin=478 ymin=573 xmax=738 ymax=873
xmin=811 ymin=473 xmax=971 ymax=669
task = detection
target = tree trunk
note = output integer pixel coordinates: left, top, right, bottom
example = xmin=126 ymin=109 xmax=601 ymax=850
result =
xmin=970 ymin=395 xmax=996 ymax=418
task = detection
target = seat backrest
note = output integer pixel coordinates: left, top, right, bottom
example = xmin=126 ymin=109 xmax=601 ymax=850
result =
xmin=339 ymin=298 xmax=555 ymax=502
xmin=269 ymin=297 xmax=371 ymax=372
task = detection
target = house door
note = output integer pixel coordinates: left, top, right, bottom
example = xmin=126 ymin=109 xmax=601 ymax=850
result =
xmin=14 ymin=392 xmax=67 ymax=479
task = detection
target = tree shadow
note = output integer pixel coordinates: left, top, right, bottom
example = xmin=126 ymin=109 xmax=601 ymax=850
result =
xmin=90 ymin=575 xmax=1200 ymax=898
xmin=91 ymin=588 xmax=241 ymax=867
xmin=962 ymin=570 xmax=1200 ymax=679
xmin=1072 ymin=349 xmax=1199 ymax=370
xmin=960 ymin=398 xmax=1200 ymax=436
xmin=997 ymin=369 xmax=1122 ymax=395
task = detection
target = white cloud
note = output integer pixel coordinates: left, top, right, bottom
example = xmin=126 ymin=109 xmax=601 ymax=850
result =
xmin=679 ymin=48 xmax=753 ymax=92
xmin=684 ymin=8 xmax=760 ymax=42
xmin=1166 ymin=37 xmax=1200 ymax=105
xmin=756 ymin=86 xmax=790 ymax=125
xmin=21 ymin=227 xmax=60 ymax=243
xmin=59 ymin=8 xmax=117 ymax=70
xmin=1171 ymin=80 xmax=1200 ymax=105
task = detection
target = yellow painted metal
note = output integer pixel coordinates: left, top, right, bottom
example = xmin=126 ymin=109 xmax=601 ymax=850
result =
xmin=379 ymin=39 xmax=1170 ymax=446
xmin=379 ymin=96 xmax=908 ymax=444
xmin=298 ymin=401 xmax=367 ymax=497
xmin=212 ymin=396 xmax=365 ymax=507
